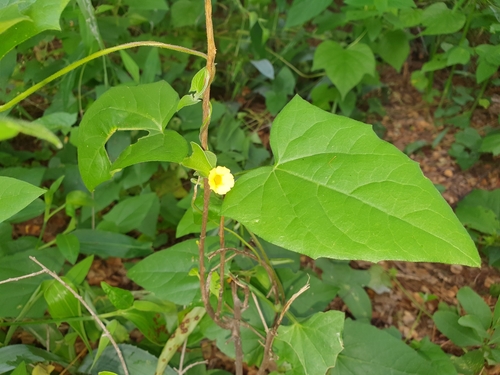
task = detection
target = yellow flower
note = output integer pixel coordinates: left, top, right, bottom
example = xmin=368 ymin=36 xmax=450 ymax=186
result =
xmin=208 ymin=166 xmax=234 ymax=195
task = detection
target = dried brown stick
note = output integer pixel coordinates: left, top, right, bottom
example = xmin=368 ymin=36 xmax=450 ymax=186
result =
xmin=257 ymin=280 xmax=311 ymax=375
xmin=0 ymin=270 xmax=45 ymax=285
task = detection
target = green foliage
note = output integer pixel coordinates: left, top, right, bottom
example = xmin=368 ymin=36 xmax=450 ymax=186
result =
xmin=432 ymin=286 xmax=500 ymax=372
xmin=0 ymin=0 xmax=494 ymax=374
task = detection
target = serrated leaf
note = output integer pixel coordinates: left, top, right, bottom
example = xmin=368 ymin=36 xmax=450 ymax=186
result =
xmin=0 ymin=116 xmax=62 ymax=148
xmin=285 ymin=0 xmax=333 ymax=28
xmin=274 ymin=311 xmax=344 ymax=375
xmin=223 ymin=96 xmax=480 ymax=266
xmin=0 ymin=177 xmax=45 ymax=223
xmin=421 ymin=3 xmax=466 ymax=35
xmin=77 ymin=81 xmax=188 ymax=191
xmin=0 ymin=0 xmax=70 ymax=60
xmin=313 ymin=41 xmax=375 ymax=100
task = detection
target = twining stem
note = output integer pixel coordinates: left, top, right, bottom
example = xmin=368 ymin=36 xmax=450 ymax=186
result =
xmin=0 ymin=41 xmax=207 ymax=113
xmin=198 ymin=0 xmax=225 ymax=328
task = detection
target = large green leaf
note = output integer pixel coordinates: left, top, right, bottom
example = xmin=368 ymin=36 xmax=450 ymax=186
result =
xmin=421 ymin=3 xmax=466 ymax=35
xmin=313 ymin=41 xmax=375 ymax=100
xmin=0 ymin=0 xmax=70 ymax=60
xmin=77 ymin=81 xmax=188 ymax=192
xmin=273 ymin=311 xmax=344 ymax=375
xmin=330 ymin=320 xmax=433 ymax=375
xmin=222 ymin=96 xmax=480 ymax=266
xmin=0 ymin=177 xmax=45 ymax=224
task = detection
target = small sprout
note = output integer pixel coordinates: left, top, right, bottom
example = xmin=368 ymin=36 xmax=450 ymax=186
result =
xmin=208 ymin=166 xmax=235 ymax=195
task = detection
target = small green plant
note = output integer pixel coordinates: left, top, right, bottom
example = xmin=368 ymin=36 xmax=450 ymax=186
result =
xmin=456 ymin=189 xmax=500 ymax=266
xmin=432 ymin=286 xmax=500 ymax=374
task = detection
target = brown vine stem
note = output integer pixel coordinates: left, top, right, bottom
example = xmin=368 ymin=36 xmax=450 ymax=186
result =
xmin=198 ymin=0 xmax=231 ymax=332
xmin=28 ymin=256 xmax=129 ymax=375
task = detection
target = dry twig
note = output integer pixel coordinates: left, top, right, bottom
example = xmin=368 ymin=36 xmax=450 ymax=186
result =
xmin=28 ymin=256 xmax=129 ymax=375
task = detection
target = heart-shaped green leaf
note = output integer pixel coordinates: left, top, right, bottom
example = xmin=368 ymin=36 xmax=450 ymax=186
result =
xmin=421 ymin=2 xmax=466 ymax=35
xmin=273 ymin=311 xmax=344 ymax=374
xmin=222 ymin=96 xmax=480 ymax=266
xmin=313 ymin=41 xmax=375 ymax=100
xmin=376 ymin=30 xmax=409 ymax=72
xmin=78 ymin=81 xmax=188 ymax=192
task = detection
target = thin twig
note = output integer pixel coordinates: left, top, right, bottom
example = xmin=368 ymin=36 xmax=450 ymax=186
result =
xmin=178 ymin=339 xmax=188 ymax=374
xmin=209 ymin=247 xmax=280 ymax=305
xmin=177 ymin=360 xmax=208 ymax=375
xmin=257 ymin=279 xmax=310 ymax=375
xmin=252 ymin=292 xmax=269 ymax=333
xmin=60 ymin=348 xmax=88 ymax=375
xmin=29 ymin=256 xmax=129 ymax=375
xmin=0 ymin=270 xmax=45 ymax=285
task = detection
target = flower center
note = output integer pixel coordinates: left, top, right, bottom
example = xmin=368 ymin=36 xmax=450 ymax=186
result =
xmin=214 ymin=174 xmax=222 ymax=185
